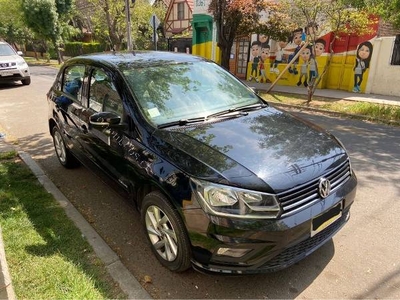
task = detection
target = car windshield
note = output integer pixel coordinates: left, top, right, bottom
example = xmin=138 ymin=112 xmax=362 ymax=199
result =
xmin=0 ymin=44 xmax=17 ymax=56
xmin=122 ymin=61 xmax=261 ymax=126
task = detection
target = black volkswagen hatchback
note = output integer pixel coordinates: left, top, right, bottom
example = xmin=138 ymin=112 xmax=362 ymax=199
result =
xmin=47 ymin=51 xmax=357 ymax=274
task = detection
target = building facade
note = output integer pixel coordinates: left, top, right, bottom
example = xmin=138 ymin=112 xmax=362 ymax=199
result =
xmin=192 ymin=1 xmax=400 ymax=97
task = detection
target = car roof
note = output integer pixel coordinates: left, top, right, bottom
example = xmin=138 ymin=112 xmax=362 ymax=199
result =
xmin=66 ymin=51 xmax=208 ymax=70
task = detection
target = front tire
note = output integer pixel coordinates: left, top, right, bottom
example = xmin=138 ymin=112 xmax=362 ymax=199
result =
xmin=141 ymin=191 xmax=192 ymax=272
xmin=52 ymin=126 xmax=79 ymax=168
xmin=21 ymin=78 xmax=31 ymax=85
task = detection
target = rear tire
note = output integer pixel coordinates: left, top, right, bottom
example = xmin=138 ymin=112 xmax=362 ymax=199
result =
xmin=141 ymin=191 xmax=192 ymax=272
xmin=52 ymin=126 xmax=79 ymax=168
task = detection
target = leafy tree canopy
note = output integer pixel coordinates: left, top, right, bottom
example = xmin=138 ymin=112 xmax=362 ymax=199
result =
xmin=343 ymin=0 xmax=400 ymax=29
xmin=22 ymin=0 xmax=60 ymax=42
xmin=209 ymin=0 xmax=285 ymax=68
xmin=0 ymin=0 xmax=33 ymax=45
xmin=86 ymin=0 xmax=166 ymax=50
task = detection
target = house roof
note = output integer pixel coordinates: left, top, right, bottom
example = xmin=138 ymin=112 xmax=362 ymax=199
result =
xmin=153 ymin=0 xmax=172 ymax=8
xmin=187 ymin=0 xmax=194 ymax=12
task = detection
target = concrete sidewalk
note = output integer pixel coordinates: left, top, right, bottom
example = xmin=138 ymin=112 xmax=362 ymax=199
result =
xmin=243 ymin=80 xmax=400 ymax=107
xmin=0 ymin=137 xmax=151 ymax=299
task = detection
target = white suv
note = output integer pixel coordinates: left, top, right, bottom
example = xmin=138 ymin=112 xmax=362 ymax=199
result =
xmin=0 ymin=41 xmax=31 ymax=85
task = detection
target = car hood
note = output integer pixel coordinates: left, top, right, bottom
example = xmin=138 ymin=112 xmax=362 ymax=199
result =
xmin=151 ymin=107 xmax=347 ymax=193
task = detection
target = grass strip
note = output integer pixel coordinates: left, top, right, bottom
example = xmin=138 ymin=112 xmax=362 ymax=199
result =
xmin=0 ymin=152 xmax=125 ymax=299
xmin=24 ymin=56 xmax=61 ymax=68
xmin=261 ymin=92 xmax=400 ymax=125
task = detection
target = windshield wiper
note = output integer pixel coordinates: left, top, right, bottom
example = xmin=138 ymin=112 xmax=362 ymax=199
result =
xmin=206 ymin=103 xmax=267 ymax=119
xmin=157 ymin=103 xmax=267 ymax=129
xmin=157 ymin=116 xmax=205 ymax=129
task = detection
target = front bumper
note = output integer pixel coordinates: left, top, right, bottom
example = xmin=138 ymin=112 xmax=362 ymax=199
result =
xmin=0 ymin=66 xmax=30 ymax=82
xmin=183 ymin=173 xmax=357 ymax=274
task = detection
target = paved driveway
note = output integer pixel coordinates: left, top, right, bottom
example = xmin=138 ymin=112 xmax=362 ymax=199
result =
xmin=0 ymin=66 xmax=399 ymax=298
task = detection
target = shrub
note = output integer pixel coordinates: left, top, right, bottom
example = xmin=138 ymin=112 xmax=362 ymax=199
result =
xmin=64 ymin=42 xmax=106 ymax=57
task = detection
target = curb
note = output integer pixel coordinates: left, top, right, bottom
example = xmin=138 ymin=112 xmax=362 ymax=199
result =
xmin=0 ymin=134 xmax=16 ymax=300
xmin=0 ymin=227 xmax=16 ymax=300
xmin=17 ymin=151 xmax=152 ymax=299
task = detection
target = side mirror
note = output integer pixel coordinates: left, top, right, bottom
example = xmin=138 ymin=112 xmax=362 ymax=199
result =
xmin=17 ymin=51 xmax=23 ymax=56
xmin=249 ymin=87 xmax=260 ymax=95
xmin=90 ymin=111 xmax=121 ymax=128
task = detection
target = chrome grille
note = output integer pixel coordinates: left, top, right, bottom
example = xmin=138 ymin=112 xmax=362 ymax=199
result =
xmin=278 ymin=159 xmax=351 ymax=217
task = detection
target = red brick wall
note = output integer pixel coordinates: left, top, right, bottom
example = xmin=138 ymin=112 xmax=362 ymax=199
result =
xmin=378 ymin=20 xmax=400 ymax=37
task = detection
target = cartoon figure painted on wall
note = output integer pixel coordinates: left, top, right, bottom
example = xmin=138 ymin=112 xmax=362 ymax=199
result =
xmin=314 ymin=38 xmax=326 ymax=57
xmin=270 ymin=40 xmax=288 ymax=75
xmin=307 ymin=38 xmax=326 ymax=86
xmin=259 ymin=34 xmax=270 ymax=48
xmin=286 ymin=28 xmax=303 ymax=75
xmin=249 ymin=41 xmax=261 ymax=82
xmin=259 ymin=44 xmax=270 ymax=83
xmin=297 ymin=46 xmax=312 ymax=87
xmin=353 ymin=41 xmax=373 ymax=93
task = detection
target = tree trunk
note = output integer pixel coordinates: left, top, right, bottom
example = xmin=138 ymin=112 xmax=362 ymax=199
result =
xmin=52 ymin=39 xmax=63 ymax=64
xmin=220 ymin=44 xmax=231 ymax=70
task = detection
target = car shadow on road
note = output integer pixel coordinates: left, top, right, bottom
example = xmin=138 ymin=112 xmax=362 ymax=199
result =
xmin=0 ymin=82 xmax=24 ymax=90
xmin=140 ymin=240 xmax=335 ymax=299
xmin=292 ymin=110 xmax=400 ymax=197
xmin=15 ymin=132 xmax=54 ymax=161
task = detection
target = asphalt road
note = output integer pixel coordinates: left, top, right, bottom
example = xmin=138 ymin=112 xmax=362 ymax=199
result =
xmin=1 ymin=66 xmax=399 ymax=299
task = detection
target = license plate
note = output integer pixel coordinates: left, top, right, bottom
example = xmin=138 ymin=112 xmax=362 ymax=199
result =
xmin=0 ymin=71 xmax=13 ymax=77
xmin=311 ymin=201 xmax=342 ymax=237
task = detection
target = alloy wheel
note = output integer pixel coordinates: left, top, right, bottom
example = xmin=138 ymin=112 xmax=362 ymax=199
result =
xmin=53 ymin=130 xmax=67 ymax=164
xmin=145 ymin=205 xmax=178 ymax=261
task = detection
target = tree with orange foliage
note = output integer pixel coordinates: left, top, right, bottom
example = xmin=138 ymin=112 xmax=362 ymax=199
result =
xmin=208 ymin=0 xmax=293 ymax=70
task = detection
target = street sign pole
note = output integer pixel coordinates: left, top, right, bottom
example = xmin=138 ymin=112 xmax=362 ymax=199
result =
xmin=149 ymin=14 xmax=160 ymax=51
xmin=153 ymin=16 xmax=157 ymax=51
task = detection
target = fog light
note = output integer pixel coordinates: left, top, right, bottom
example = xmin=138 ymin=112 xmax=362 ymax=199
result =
xmin=216 ymin=247 xmax=251 ymax=258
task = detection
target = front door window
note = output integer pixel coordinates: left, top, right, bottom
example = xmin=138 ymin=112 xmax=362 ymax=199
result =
xmin=89 ymin=69 xmax=122 ymax=115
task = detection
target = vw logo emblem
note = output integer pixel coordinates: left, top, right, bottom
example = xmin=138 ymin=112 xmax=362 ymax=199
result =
xmin=318 ymin=178 xmax=331 ymax=198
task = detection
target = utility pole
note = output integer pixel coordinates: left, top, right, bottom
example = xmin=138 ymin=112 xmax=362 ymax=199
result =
xmin=125 ymin=0 xmax=132 ymax=50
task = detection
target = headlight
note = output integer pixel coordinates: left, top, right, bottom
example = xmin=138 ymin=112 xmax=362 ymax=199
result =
xmin=17 ymin=60 xmax=28 ymax=68
xmin=331 ymin=135 xmax=353 ymax=173
xmin=190 ymin=178 xmax=281 ymax=218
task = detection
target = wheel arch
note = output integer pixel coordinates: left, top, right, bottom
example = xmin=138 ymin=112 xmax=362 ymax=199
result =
xmin=48 ymin=118 xmax=57 ymax=135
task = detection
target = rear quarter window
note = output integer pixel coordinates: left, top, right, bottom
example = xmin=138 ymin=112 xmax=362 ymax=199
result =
xmin=63 ymin=65 xmax=85 ymax=102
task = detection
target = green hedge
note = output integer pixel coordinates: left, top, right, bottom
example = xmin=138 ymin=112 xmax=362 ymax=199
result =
xmin=64 ymin=42 xmax=106 ymax=57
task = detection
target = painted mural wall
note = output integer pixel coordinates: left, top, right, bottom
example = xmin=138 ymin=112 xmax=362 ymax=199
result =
xmin=191 ymin=2 xmax=400 ymax=97
xmin=246 ymin=28 xmax=379 ymax=93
